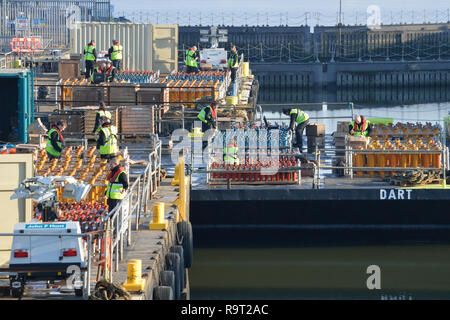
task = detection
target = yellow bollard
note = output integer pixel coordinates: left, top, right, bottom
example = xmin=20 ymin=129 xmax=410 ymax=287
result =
xmin=173 ymin=156 xmax=187 ymax=222
xmin=123 ymin=259 xmax=146 ymax=292
xmin=149 ymin=202 xmax=168 ymax=230
xmin=243 ymin=62 xmax=250 ymax=77
xmin=171 ymin=162 xmax=180 ymax=186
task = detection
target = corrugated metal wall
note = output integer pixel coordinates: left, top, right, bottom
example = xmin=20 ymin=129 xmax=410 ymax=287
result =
xmin=152 ymin=24 xmax=178 ymax=74
xmin=70 ymin=22 xmax=178 ymax=72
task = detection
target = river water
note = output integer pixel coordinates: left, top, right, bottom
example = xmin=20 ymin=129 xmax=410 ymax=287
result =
xmin=189 ymin=87 xmax=450 ymax=300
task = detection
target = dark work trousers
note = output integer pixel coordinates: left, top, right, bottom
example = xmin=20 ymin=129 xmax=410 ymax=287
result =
xmin=295 ymin=120 xmax=310 ymax=152
xmin=100 ymin=153 xmax=116 ymax=160
xmin=47 ymin=152 xmax=60 ymax=160
xmin=85 ymin=60 xmax=95 ymax=79
xmin=107 ymin=198 xmax=120 ymax=212
xmin=186 ymin=65 xmax=198 ymax=74
xmin=112 ymin=59 xmax=122 ymax=71
xmin=202 ymin=121 xmax=214 ymax=149
xmin=230 ymin=67 xmax=237 ymax=83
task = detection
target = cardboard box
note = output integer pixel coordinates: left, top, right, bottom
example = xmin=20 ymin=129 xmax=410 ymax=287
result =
xmin=306 ymin=123 xmax=325 ymax=136
xmin=301 ymin=162 xmax=315 ymax=177
xmin=347 ymin=135 xmax=370 ymax=149
xmin=337 ymin=121 xmax=351 ymax=133
xmin=333 ymin=131 xmax=347 ymax=147
xmin=200 ymin=63 xmax=212 ymax=71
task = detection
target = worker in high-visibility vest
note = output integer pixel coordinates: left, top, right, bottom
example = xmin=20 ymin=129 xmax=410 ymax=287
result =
xmin=108 ymin=40 xmax=123 ymax=71
xmin=93 ymin=102 xmax=112 ymax=133
xmin=283 ymin=108 xmax=310 ymax=153
xmin=223 ymin=139 xmax=239 ymax=165
xmin=104 ymin=156 xmax=128 ymax=212
xmin=349 ymin=114 xmax=371 ymax=136
xmin=227 ymin=44 xmax=239 ymax=83
xmin=90 ymin=62 xmax=106 ymax=84
xmin=197 ymin=102 xmax=218 ymax=133
xmin=96 ymin=116 xmax=119 ymax=160
xmin=83 ymin=40 xmax=97 ymax=79
xmin=185 ymin=46 xmax=198 ymax=74
xmin=45 ymin=120 xmax=67 ymax=159
xmin=104 ymin=61 xmax=117 ymax=83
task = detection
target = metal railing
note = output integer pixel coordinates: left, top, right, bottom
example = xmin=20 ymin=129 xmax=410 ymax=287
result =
xmin=99 ymin=138 xmax=161 ymax=280
xmin=0 ymin=52 xmax=14 ymax=69
xmin=0 ymin=139 xmax=162 ymax=299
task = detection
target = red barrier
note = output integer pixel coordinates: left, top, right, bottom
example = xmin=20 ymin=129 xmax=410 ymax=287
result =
xmin=10 ymin=37 xmax=42 ymax=53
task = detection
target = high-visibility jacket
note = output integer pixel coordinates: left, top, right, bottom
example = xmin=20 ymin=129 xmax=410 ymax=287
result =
xmin=110 ymin=44 xmax=123 ymax=60
xmin=90 ymin=66 xmax=104 ymax=83
xmin=99 ymin=125 xmax=118 ymax=156
xmin=106 ymin=168 xmax=125 ymax=200
xmin=351 ymin=119 xmax=370 ymax=136
xmin=223 ymin=145 xmax=239 ymax=165
xmin=197 ymin=105 xmax=215 ymax=124
xmin=45 ymin=126 xmax=63 ymax=158
xmin=84 ymin=45 xmax=96 ymax=61
xmin=227 ymin=51 xmax=238 ymax=68
xmin=105 ymin=66 xmax=116 ymax=82
xmin=95 ymin=110 xmax=112 ymax=132
xmin=290 ymin=109 xmax=310 ymax=125
xmin=185 ymin=49 xmax=198 ymax=67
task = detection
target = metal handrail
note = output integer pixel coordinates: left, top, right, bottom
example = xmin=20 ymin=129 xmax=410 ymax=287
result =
xmin=0 ymin=52 xmax=14 ymax=69
xmin=100 ymin=139 xmax=161 ymax=281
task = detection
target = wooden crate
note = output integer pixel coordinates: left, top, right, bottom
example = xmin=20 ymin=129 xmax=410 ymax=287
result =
xmin=108 ymin=85 xmax=137 ymax=106
xmin=137 ymin=85 xmax=170 ymax=105
xmin=72 ymin=87 xmax=105 ymax=107
xmin=72 ymin=106 xmax=120 ymax=133
xmin=58 ymin=60 xmax=81 ymax=80
xmin=121 ymin=106 xmax=154 ymax=135
xmin=137 ymin=88 xmax=167 ymax=104
xmin=48 ymin=112 xmax=84 ymax=133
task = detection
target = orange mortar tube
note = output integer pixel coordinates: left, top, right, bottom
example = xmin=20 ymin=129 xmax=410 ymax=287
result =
xmin=433 ymin=148 xmax=442 ymax=169
xmin=354 ymin=148 xmax=364 ymax=177
xmin=377 ymin=151 xmax=385 ymax=178
xmin=422 ymin=149 xmax=430 ymax=168
xmin=400 ymin=148 xmax=408 ymax=169
xmin=411 ymin=147 xmax=419 ymax=168
xmin=366 ymin=147 xmax=375 ymax=178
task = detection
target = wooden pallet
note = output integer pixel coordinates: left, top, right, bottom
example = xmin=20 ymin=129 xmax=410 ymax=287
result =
xmin=120 ymin=106 xmax=155 ymax=135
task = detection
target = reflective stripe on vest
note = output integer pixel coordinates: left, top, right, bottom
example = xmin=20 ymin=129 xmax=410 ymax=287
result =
xmin=84 ymin=45 xmax=95 ymax=61
xmin=111 ymin=45 xmax=123 ymax=60
xmin=106 ymin=170 xmax=125 ymax=200
xmin=45 ymin=127 xmax=63 ymax=157
xmin=197 ymin=106 xmax=211 ymax=123
xmin=227 ymin=52 xmax=238 ymax=68
xmin=185 ymin=49 xmax=197 ymax=67
xmin=99 ymin=126 xmax=118 ymax=155
xmin=351 ymin=120 xmax=369 ymax=136
xmin=290 ymin=109 xmax=310 ymax=125
xmin=223 ymin=146 xmax=239 ymax=165
xmin=105 ymin=66 xmax=115 ymax=81
xmin=90 ymin=66 xmax=101 ymax=82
